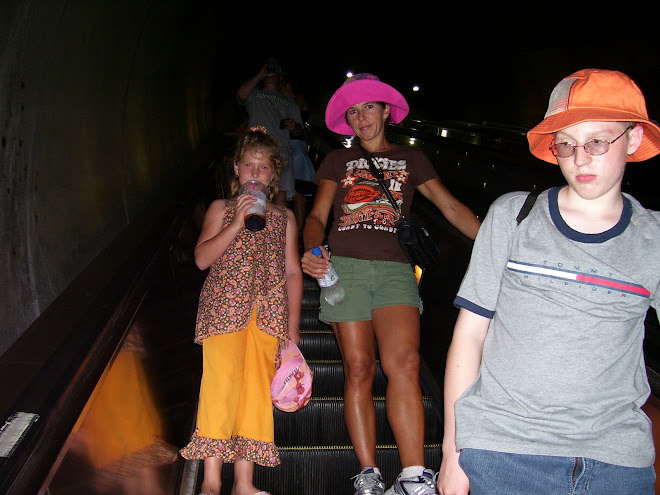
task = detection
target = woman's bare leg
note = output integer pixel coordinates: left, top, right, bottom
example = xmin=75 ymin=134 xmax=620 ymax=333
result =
xmin=332 ymin=320 xmax=378 ymax=469
xmin=372 ymin=305 xmax=425 ymax=468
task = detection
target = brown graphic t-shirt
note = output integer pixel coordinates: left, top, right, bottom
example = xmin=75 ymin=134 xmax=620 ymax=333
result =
xmin=314 ymin=145 xmax=439 ymax=263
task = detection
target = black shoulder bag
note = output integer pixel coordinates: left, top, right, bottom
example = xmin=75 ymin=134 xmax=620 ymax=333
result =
xmin=359 ymin=145 xmax=442 ymax=268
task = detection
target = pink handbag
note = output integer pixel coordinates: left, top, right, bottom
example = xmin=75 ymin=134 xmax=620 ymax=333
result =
xmin=270 ymin=341 xmax=313 ymax=412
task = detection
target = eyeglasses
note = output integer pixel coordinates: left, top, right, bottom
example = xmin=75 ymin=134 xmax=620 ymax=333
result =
xmin=549 ymin=125 xmax=634 ymax=158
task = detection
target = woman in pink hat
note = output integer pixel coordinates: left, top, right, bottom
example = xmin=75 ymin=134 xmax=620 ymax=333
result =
xmin=300 ymin=73 xmax=481 ymax=495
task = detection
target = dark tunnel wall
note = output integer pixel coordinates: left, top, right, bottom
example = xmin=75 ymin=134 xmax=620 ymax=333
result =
xmin=0 ymin=1 xmax=238 ymax=356
xmin=3 ymin=5 xmax=660 ymax=361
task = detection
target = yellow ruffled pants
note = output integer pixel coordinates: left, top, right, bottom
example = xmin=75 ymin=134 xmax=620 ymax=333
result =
xmin=185 ymin=309 xmax=281 ymax=466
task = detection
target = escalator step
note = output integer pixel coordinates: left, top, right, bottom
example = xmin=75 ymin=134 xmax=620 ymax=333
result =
xmin=214 ymin=445 xmax=442 ymax=494
xmin=307 ymin=361 xmax=388 ymax=397
xmin=297 ymin=331 xmax=339 ymax=360
xmin=303 ymin=275 xmax=321 ymax=289
xmin=302 ymin=290 xmax=321 ymax=309
xmin=274 ymin=397 xmax=441 ymax=446
xmin=300 ymin=309 xmax=328 ymax=330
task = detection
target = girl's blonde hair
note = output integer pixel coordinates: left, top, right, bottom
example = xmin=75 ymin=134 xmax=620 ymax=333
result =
xmin=230 ymin=128 xmax=281 ymax=201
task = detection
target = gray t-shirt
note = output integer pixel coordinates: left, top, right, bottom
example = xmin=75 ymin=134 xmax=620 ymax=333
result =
xmin=239 ymin=88 xmax=302 ymax=165
xmin=454 ymin=186 xmax=660 ymax=468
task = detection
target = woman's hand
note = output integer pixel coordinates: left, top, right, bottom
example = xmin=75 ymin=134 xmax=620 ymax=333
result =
xmin=301 ymin=245 xmax=329 ymax=280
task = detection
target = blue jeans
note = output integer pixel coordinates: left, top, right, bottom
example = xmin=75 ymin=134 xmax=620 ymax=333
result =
xmin=459 ymin=448 xmax=656 ymax=495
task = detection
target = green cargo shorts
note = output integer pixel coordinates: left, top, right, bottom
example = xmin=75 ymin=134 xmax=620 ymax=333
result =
xmin=318 ymin=256 xmax=423 ymax=324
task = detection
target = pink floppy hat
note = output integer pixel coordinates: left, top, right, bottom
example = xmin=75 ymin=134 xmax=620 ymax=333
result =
xmin=270 ymin=341 xmax=313 ymax=412
xmin=325 ymin=73 xmax=409 ymax=135
xmin=527 ymin=68 xmax=660 ymax=164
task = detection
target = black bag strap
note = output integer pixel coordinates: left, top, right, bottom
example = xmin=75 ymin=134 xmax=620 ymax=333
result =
xmin=359 ymin=145 xmax=401 ymax=214
xmin=516 ymin=190 xmax=539 ymax=225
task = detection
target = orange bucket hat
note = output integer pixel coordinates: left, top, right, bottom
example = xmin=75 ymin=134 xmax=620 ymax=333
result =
xmin=527 ymin=68 xmax=660 ymax=164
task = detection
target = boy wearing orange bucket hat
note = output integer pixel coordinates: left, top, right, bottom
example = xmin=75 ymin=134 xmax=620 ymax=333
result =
xmin=437 ymin=69 xmax=660 ymax=495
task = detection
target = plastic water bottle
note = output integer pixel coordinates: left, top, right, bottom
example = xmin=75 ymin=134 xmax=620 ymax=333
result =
xmin=312 ymin=246 xmax=345 ymax=306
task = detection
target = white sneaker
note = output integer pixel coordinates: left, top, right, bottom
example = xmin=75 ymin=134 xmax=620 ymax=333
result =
xmin=353 ymin=467 xmax=386 ymax=495
xmin=384 ymin=468 xmax=437 ymax=495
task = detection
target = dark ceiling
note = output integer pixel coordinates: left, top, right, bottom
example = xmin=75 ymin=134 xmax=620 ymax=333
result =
xmin=219 ymin=20 xmax=660 ymax=132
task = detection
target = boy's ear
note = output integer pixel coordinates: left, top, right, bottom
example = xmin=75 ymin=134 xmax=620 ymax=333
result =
xmin=627 ymin=124 xmax=644 ymax=155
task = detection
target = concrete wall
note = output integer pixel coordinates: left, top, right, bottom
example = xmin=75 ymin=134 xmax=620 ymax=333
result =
xmin=0 ymin=1 xmax=236 ymax=356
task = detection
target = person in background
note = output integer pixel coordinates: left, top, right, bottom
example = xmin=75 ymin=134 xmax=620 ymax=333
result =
xmin=437 ymin=68 xmax=660 ymax=495
xmin=180 ymin=128 xmax=302 ymax=495
xmin=301 ymin=73 xmax=480 ymax=495
xmin=236 ymin=58 xmax=303 ymax=208
xmin=280 ymin=77 xmax=317 ymax=231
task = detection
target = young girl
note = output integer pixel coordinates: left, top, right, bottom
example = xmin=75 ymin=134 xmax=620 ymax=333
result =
xmin=180 ymin=127 xmax=302 ymax=495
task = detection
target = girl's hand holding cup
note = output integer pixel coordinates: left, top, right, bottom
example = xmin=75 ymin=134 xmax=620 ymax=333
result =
xmin=238 ymin=180 xmax=268 ymax=231
xmin=231 ymin=193 xmax=255 ymax=229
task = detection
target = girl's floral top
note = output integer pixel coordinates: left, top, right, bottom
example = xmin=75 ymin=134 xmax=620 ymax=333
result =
xmin=194 ymin=204 xmax=289 ymax=344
